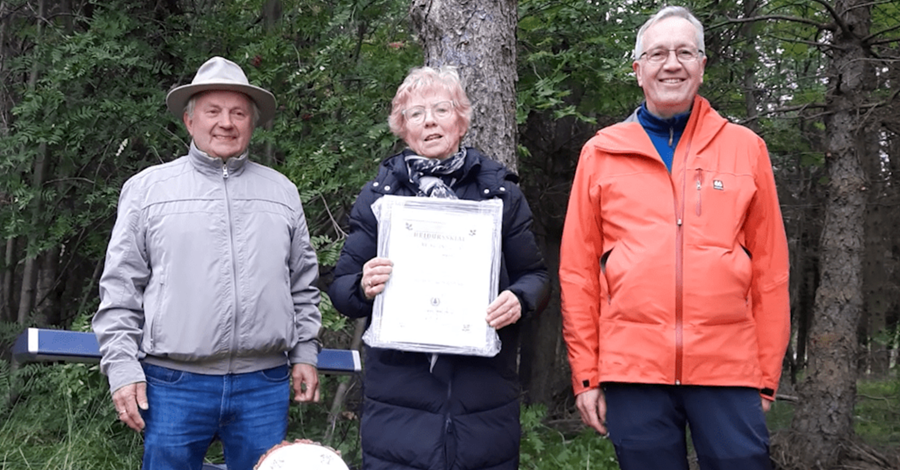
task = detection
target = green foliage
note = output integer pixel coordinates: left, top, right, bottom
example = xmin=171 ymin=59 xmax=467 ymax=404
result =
xmin=266 ymin=0 xmax=420 ymax=247
xmin=284 ymin=374 xmax=361 ymax=465
xmin=319 ymin=293 xmax=347 ymax=332
xmin=0 ymin=358 xmax=143 ymax=469
xmin=0 ymin=0 xmax=424 ymax=325
xmin=517 ymin=0 xmax=643 ymax=126
xmin=0 ymin=358 xmax=10 ymax=414
xmin=1 ymin=3 xmax=173 ymax=233
xmin=701 ymin=0 xmax=831 ymax=142
xmin=519 ymin=404 xmax=619 ymax=469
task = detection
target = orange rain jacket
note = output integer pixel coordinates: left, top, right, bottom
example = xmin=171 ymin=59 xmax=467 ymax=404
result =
xmin=560 ymin=96 xmax=790 ymax=400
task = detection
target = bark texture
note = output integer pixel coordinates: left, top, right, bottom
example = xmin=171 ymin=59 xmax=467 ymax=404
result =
xmin=786 ymin=1 xmax=873 ymax=467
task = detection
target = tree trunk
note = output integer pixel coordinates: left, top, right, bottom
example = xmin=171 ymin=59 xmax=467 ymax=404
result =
xmin=0 ymin=1 xmax=13 ymax=323
xmin=516 ymin=107 xmax=601 ymax=407
xmin=17 ymin=140 xmax=48 ymax=325
xmin=861 ymin=122 xmax=891 ymax=377
xmin=787 ymin=1 xmax=873 ymax=466
xmin=17 ymin=0 xmax=48 ymax=325
xmin=0 ymin=0 xmax=9 ymax=133
xmin=740 ymin=0 xmax=760 ymax=133
xmin=1 ymin=238 xmax=14 ymax=322
xmin=32 ymin=247 xmax=60 ymax=326
xmin=886 ymin=125 xmax=900 ymax=371
xmin=409 ymin=0 xmax=518 ymax=171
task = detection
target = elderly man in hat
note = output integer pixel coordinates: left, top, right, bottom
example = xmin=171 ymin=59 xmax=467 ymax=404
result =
xmin=93 ymin=56 xmax=322 ymax=470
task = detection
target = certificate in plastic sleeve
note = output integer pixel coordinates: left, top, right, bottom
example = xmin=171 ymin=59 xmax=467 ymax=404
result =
xmin=362 ymin=195 xmax=502 ymax=356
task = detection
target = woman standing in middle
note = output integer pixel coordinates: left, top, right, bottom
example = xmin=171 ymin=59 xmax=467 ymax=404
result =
xmin=328 ymin=66 xmax=549 ymax=470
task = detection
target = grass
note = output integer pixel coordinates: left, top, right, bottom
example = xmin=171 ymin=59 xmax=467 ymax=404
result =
xmin=1 ymin=352 xmax=896 ymax=470
xmin=0 ymin=359 xmax=361 ymax=470
xmin=765 ymin=378 xmax=900 ymax=448
xmin=854 ymin=378 xmax=900 ymax=447
xmin=0 ymin=363 xmax=144 ymax=469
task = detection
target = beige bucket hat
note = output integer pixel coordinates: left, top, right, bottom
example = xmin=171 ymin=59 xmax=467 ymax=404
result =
xmin=166 ymin=56 xmax=277 ymax=126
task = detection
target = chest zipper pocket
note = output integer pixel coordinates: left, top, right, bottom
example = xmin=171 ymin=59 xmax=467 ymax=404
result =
xmin=695 ymin=169 xmax=703 ymax=216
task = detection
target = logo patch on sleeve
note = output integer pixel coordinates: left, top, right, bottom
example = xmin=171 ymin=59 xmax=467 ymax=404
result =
xmin=713 ymin=180 xmax=724 ymax=190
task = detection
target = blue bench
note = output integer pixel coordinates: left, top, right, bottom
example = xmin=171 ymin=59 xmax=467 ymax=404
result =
xmin=12 ymin=328 xmax=361 ymax=375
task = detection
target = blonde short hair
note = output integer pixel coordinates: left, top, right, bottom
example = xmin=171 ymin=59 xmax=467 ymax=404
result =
xmin=388 ymin=66 xmax=472 ymax=142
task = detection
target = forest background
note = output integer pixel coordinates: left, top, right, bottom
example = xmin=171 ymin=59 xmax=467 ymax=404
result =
xmin=0 ymin=0 xmax=898 ymax=469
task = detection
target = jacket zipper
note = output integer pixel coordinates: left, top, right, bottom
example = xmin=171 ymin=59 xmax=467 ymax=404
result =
xmin=674 ymin=138 xmax=693 ymax=386
xmin=223 ymin=161 xmax=241 ymax=372
xmin=444 ymin=379 xmax=453 ymax=469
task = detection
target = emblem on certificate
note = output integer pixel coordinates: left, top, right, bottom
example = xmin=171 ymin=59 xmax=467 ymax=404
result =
xmin=362 ymin=195 xmax=503 ymax=356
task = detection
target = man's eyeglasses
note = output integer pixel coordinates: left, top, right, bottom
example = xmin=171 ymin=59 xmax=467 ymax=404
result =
xmin=639 ymin=47 xmax=704 ymax=63
xmin=403 ymin=101 xmax=454 ymax=123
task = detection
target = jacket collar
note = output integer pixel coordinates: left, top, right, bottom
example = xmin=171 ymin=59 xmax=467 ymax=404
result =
xmin=605 ymin=96 xmax=727 ymax=156
xmin=187 ymin=141 xmax=249 ymax=176
xmin=637 ymin=103 xmax=691 ymax=137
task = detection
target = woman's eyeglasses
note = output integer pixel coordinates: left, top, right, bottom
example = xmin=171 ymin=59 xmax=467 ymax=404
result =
xmin=403 ymin=101 xmax=454 ymax=123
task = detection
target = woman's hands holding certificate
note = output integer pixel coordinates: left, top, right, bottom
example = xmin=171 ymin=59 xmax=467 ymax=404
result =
xmin=486 ymin=290 xmax=521 ymax=329
xmin=361 ymin=257 xmax=393 ymax=300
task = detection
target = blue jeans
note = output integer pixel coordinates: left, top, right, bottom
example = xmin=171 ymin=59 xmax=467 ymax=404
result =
xmin=140 ymin=363 xmax=290 ymax=470
xmin=603 ymin=383 xmax=772 ymax=470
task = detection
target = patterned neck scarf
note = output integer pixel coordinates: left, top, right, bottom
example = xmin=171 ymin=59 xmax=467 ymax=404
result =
xmin=404 ymin=148 xmax=467 ymax=199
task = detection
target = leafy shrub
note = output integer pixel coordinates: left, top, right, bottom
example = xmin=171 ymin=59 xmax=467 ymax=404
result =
xmin=0 ymin=360 xmax=143 ymax=469
xmin=520 ymin=403 xmax=620 ymax=469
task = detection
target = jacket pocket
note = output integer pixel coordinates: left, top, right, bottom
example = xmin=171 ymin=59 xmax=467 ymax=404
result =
xmin=145 ymin=270 xmax=167 ymax=352
xmin=689 ymin=170 xmax=756 ymax=247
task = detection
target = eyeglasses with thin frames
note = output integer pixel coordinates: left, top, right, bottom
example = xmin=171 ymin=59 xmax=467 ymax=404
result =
xmin=403 ymin=101 xmax=454 ymax=124
xmin=639 ymin=47 xmax=704 ymax=63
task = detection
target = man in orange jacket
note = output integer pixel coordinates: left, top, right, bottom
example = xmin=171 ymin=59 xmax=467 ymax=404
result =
xmin=559 ymin=6 xmax=790 ymax=470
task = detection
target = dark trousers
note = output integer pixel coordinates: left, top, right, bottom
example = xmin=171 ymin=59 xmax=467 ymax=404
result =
xmin=603 ymin=383 xmax=772 ymax=470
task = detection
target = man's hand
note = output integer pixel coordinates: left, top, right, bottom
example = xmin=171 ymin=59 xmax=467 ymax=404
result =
xmin=486 ymin=290 xmax=522 ymax=329
xmin=762 ymin=397 xmax=772 ymax=413
xmin=292 ymin=363 xmax=320 ymax=403
xmin=576 ymin=387 xmax=608 ymax=435
xmin=112 ymin=382 xmax=148 ymax=432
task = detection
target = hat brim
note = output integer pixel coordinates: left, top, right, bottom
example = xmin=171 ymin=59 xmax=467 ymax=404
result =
xmin=166 ymin=83 xmax=277 ymax=127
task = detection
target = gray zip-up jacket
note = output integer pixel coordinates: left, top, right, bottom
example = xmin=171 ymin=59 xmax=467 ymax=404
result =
xmin=93 ymin=142 xmax=322 ymax=394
